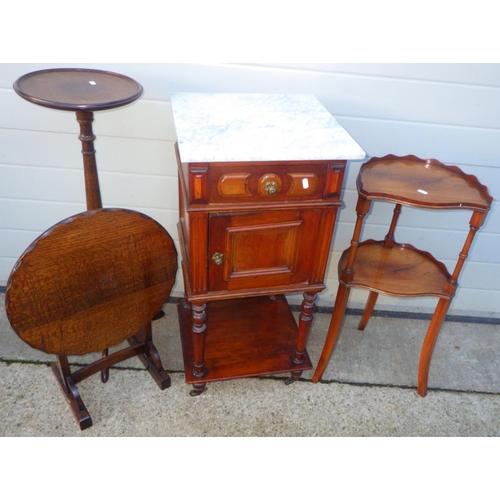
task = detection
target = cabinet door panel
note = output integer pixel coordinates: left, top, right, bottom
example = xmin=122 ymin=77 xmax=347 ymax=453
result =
xmin=226 ymin=219 xmax=302 ymax=279
xmin=208 ymin=210 xmax=320 ymax=292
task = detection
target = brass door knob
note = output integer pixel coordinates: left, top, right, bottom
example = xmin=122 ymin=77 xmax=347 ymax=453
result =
xmin=264 ymin=181 xmax=278 ymax=195
xmin=211 ymin=251 xmax=225 ymax=266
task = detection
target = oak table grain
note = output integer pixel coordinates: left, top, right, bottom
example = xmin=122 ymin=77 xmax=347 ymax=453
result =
xmin=5 ymin=209 xmax=178 ymax=429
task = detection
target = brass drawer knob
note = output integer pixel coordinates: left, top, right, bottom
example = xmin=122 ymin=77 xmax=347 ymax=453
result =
xmin=264 ymin=181 xmax=278 ymax=196
xmin=211 ymin=251 xmax=225 ymax=266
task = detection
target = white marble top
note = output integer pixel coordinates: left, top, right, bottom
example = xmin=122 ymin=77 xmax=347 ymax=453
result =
xmin=171 ymin=93 xmax=365 ymax=163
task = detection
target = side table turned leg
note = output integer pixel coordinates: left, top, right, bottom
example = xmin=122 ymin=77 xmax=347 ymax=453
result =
xmin=286 ymin=292 xmax=317 ymax=384
xmin=190 ymin=302 xmax=208 ymax=396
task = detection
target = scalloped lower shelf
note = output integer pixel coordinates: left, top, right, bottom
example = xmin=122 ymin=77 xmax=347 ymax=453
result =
xmin=339 ymin=240 xmax=452 ymax=298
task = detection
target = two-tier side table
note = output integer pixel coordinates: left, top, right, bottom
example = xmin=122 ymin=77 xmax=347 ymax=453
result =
xmin=13 ymin=67 xmax=143 ymax=210
xmin=311 ymin=154 xmax=493 ymax=396
xmin=171 ymin=93 xmax=365 ymax=395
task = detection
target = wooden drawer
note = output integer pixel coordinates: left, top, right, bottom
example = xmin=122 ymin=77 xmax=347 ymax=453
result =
xmin=182 ymin=160 xmax=345 ymax=205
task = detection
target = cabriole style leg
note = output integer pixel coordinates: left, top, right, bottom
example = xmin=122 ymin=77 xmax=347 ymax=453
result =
xmin=358 ymin=291 xmax=379 ymax=331
xmin=418 ymin=298 xmax=451 ymax=397
xmin=311 ymin=284 xmax=351 ymax=383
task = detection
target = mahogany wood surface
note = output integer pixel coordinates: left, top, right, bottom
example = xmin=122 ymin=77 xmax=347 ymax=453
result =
xmin=207 ymin=208 xmax=335 ymax=293
xmin=178 ymin=159 xmax=343 ymax=302
xmin=312 ymin=154 xmax=493 ymax=397
xmin=5 ymin=209 xmax=178 ymax=429
xmin=13 ymin=68 xmax=143 ymax=111
xmin=357 ymin=154 xmax=492 ymax=210
xmin=338 ymin=240 xmax=452 ymax=298
xmin=177 ymin=149 xmax=345 ymax=393
xmin=177 ymin=295 xmax=313 ymax=384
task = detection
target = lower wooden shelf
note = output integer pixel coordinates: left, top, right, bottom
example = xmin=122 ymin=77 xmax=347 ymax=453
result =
xmin=339 ymin=239 xmax=452 ymax=298
xmin=177 ymin=294 xmax=313 ymax=384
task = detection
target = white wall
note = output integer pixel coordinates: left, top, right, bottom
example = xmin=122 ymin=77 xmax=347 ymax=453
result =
xmin=1 ymin=63 xmax=498 ymax=317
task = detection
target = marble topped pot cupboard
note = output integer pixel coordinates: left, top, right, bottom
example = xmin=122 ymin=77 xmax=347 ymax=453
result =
xmin=171 ymin=93 xmax=365 ymax=395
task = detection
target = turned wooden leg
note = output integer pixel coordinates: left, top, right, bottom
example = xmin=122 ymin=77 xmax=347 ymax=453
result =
xmin=418 ymin=298 xmax=451 ymax=397
xmin=75 ymin=110 xmax=102 ymax=211
xmin=358 ymin=291 xmax=379 ymax=331
xmin=190 ymin=302 xmax=207 ymax=396
xmin=287 ymin=292 xmax=317 ymax=384
xmin=311 ymin=283 xmax=351 ymax=383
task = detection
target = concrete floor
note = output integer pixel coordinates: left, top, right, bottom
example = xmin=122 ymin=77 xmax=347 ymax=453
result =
xmin=1 ymin=295 xmax=499 ymax=436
